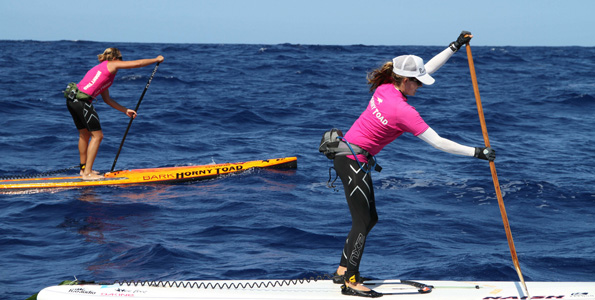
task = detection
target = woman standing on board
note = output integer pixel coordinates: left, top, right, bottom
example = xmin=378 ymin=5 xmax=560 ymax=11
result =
xmin=66 ymin=48 xmax=164 ymax=180
xmin=330 ymin=31 xmax=495 ymax=297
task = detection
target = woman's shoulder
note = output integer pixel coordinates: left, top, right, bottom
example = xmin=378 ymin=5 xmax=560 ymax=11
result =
xmin=105 ymin=60 xmax=119 ymax=74
xmin=376 ymin=83 xmax=394 ymax=92
xmin=375 ymin=84 xmax=407 ymax=102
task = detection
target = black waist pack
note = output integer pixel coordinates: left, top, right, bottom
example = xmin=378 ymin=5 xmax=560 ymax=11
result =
xmin=318 ymin=128 xmax=382 ymax=172
xmin=319 ymin=128 xmax=344 ymax=159
xmin=319 ymin=128 xmax=371 ymax=158
xmin=64 ymin=82 xmax=93 ymax=102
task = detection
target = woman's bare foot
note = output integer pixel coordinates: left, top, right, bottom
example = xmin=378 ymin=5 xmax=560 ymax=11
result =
xmin=81 ymin=173 xmax=104 ymax=181
xmin=80 ymin=170 xmax=100 ymax=176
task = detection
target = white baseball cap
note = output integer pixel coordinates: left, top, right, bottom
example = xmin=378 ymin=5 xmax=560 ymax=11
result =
xmin=392 ymin=55 xmax=435 ymax=85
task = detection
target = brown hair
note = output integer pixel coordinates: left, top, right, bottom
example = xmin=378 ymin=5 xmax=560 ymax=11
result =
xmin=97 ymin=47 xmax=122 ymax=62
xmin=366 ymin=61 xmax=406 ymax=92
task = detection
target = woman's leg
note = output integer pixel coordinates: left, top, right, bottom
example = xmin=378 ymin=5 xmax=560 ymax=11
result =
xmin=77 ymin=129 xmax=91 ymax=169
xmin=334 ymin=156 xmax=378 ymax=291
xmin=81 ymin=130 xmax=103 ymax=180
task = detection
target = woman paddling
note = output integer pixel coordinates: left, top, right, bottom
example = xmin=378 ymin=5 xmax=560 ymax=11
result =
xmin=66 ymin=47 xmax=164 ymax=180
xmin=329 ymin=31 xmax=495 ymax=298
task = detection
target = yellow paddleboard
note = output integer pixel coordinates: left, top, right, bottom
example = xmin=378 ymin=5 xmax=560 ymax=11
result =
xmin=0 ymin=157 xmax=297 ymax=191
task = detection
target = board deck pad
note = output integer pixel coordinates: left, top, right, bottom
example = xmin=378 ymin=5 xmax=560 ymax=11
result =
xmin=36 ymin=279 xmax=595 ymax=300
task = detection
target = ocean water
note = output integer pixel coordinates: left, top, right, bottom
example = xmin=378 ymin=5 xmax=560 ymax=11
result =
xmin=0 ymin=41 xmax=594 ymax=299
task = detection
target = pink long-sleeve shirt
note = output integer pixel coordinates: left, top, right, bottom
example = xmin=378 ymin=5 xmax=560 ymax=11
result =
xmin=343 ymin=83 xmax=429 ymax=161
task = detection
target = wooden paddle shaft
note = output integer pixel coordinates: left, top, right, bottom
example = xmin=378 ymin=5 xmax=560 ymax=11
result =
xmin=465 ymin=43 xmax=529 ymax=297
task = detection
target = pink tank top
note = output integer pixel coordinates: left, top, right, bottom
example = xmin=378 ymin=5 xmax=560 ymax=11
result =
xmin=343 ymin=83 xmax=429 ymax=161
xmin=77 ymin=61 xmax=116 ymax=100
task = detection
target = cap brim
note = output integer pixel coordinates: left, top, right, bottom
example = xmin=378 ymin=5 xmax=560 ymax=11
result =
xmin=417 ymin=73 xmax=435 ymax=85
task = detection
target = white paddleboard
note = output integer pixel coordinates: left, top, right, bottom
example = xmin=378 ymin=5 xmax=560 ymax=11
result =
xmin=37 ymin=279 xmax=595 ymax=300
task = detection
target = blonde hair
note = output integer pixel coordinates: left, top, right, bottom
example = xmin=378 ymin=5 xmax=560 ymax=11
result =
xmin=366 ymin=61 xmax=406 ymax=92
xmin=97 ymin=47 xmax=122 ymax=62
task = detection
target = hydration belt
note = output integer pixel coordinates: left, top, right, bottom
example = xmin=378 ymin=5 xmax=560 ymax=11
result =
xmin=335 ymin=139 xmax=382 ymax=173
xmin=64 ymin=82 xmax=93 ymax=102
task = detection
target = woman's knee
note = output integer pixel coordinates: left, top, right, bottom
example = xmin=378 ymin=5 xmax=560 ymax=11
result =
xmin=78 ymin=129 xmax=91 ymax=140
xmin=90 ymin=130 xmax=104 ymax=141
xmin=368 ymin=216 xmax=378 ymax=232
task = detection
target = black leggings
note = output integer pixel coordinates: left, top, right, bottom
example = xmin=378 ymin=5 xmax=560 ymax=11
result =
xmin=334 ymin=155 xmax=378 ymax=282
xmin=67 ymin=98 xmax=101 ymax=131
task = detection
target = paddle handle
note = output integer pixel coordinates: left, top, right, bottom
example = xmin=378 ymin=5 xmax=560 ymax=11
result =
xmin=110 ymin=63 xmax=160 ymax=172
xmin=466 ymin=44 xmax=529 ymax=297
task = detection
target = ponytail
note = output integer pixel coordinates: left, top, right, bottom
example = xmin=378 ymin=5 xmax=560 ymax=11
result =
xmin=366 ymin=61 xmax=405 ymax=92
xmin=97 ymin=47 xmax=121 ymax=62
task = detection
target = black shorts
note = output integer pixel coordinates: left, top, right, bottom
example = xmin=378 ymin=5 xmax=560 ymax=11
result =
xmin=66 ymin=98 xmax=101 ymax=132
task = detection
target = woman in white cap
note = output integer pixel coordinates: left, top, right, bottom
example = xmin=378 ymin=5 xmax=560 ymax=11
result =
xmin=330 ymin=31 xmax=495 ymax=297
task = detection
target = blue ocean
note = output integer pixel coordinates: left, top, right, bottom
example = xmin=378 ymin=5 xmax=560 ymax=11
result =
xmin=0 ymin=41 xmax=594 ymax=299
